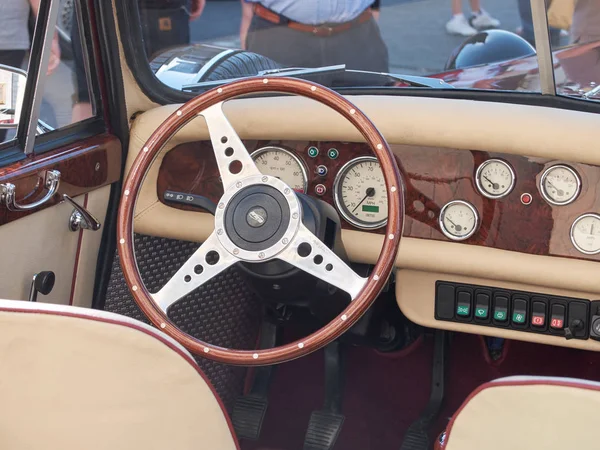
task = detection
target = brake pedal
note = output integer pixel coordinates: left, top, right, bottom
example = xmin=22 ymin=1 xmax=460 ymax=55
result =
xmin=304 ymin=410 xmax=345 ymax=450
xmin=231 ymin=320 xmax=278 ymax=440
xmin=232 ymin=394 xmax=269 ymax=440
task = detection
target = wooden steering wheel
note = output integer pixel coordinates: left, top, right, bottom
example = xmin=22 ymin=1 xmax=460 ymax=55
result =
xmin=117 ymin=77 xmax=405 ymax=366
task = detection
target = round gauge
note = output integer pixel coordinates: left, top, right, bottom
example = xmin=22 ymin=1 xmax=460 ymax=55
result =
xmin=540 ymin=164 xmax=581 ymax=206
xmin=475 ymin=159 xmax=515 ymax=199
xmin=251 ymin=147 xmax=308 ymax=193
xmin=439 ymin=200 xmax=479 ymax=241
xmin=333 ymin=156 xmax=388 ymax=229
xmin=570 ymin=214 xmax=600 ymax=255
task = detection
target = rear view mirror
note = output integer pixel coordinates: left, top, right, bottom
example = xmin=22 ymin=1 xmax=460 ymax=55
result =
xmin=0 ymin=65 xmax=27 ymax=130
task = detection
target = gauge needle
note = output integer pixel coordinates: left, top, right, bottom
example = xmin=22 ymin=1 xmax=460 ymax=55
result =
xmin=352 ymin=187 xmax=376 ymax=213
xmin=483 ymin=175 xmax=499 ymax=190
xmin=446 ymin=217 xmax=462 ymax=232
xmin=592 ymin=223 xmax=595 ymax=235
xmin=547 ymin=180 xmax=564 ymax=196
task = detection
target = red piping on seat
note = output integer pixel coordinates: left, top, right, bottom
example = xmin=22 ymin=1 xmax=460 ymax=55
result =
xmin=0 ymin=305 xmax=241 ymax=450
xmin=441 ymin=378 xmax=600 ymax=449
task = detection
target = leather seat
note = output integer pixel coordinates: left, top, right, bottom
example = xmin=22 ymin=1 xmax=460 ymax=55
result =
xmin=0 ymin=299 xmax=238 ymax=450
xmin=438 ymin=376 xmax=600 ymax=449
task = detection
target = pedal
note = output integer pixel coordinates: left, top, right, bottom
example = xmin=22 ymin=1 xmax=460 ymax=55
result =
xmin=231 ymin=394 xmax=269 ymax=440
xmin=303 ymin=341 xmax=345 ymax=450
xmin=303 ymin=410 xmax=345 ymax=450
xmin=232 ymin=320 xmax=279 ymax=440
xmin=399 ymin=330 xmax=448 ymax=450
xmin=400 ymin=419 xmax=429 ymax=450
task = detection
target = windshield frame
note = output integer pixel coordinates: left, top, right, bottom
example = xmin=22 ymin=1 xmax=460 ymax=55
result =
xmin=114 ymin=0 xmax=600 ymax=113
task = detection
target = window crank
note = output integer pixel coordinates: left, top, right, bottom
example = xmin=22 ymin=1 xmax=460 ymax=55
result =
xmin=63 ymin=194 xmax=101 ymax=232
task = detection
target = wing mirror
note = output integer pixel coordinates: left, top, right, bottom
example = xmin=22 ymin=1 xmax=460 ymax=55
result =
xmin=0 ymin=64 xmax=27 ymax=130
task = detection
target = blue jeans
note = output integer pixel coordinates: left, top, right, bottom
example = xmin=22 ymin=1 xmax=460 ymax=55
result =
xmin=517 ymin=0 xmax=561 ymax=48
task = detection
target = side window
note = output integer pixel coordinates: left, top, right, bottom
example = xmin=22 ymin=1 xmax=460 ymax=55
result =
xmin=0 ymin=0 xmax=96 ymax=148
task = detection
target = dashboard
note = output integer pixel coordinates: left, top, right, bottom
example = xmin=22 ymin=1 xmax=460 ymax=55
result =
xmin=157 ymin=140 xmax=600 ymax=263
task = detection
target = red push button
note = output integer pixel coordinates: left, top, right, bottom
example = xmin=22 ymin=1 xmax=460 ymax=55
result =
xmin=551 ymin=317 xmax=564 ymax=329
xmin=315 ymin=184 xmax=326 ymax=196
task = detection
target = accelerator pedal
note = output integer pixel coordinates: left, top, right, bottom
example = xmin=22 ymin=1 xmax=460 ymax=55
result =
xmin=303 ymin=410 xmax=345 ymax=450
xmin=232 ymin=393 xmax=269 ymax=440
xmin=399 ymin=330 xmax=448 ymax=450
xmin=303 ymin=341 xmax=345 ymax=450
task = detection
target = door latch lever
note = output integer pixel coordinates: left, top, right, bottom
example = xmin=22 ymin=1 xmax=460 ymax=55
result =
xmin=63 ymin=194 xmax=101 ymax=232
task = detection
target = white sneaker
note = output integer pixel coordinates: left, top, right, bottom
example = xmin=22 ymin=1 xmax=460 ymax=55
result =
xmin=446 ymin=14 xmax=477 ymax=36
xmin=470 ymin=9 xmax=500 ymax=30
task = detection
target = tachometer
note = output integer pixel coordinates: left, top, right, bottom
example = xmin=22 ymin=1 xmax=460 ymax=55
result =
xmin=251 ymin=147 xmax=308 ymax=193
xmin=333 ymin=156 xmax=388 ymax=229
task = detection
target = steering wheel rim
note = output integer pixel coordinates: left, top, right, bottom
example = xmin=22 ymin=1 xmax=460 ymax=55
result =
xmin=117 ymin=77 xmax=405 ymax=366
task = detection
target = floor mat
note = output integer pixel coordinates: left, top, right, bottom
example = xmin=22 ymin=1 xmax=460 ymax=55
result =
xmin=243 ymin=332 xmax=600 ymax=450
xmin=104 ymin=233 xmax=262 ymax=412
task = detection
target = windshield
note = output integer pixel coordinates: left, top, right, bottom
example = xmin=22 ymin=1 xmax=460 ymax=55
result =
xmin=135 ymin=0 xmax=600 ymax=101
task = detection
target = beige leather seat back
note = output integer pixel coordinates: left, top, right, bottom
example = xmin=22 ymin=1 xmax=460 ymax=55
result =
xmin=0 ymin=300 xmax=238 ymax=450
xmin=442 ymin=376 xmax=600 ymax=450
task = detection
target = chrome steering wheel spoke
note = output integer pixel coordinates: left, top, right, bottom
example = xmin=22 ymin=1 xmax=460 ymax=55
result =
xmin=200 ymin=102 xmax=262 ymax=191
xmin=278 ymin=224 xmax=367 ymax=300
xmin=152 ymin=232 xmax=236 ymax=313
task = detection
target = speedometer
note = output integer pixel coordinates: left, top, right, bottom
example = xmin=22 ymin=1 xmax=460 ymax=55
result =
xmin=251 ymin=147 xmax=308 ymax=193
xmin=333 ymin=156 xmax=388 ymax=229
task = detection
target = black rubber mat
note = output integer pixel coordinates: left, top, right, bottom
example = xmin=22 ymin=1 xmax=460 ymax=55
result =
xmin=104 ymin=234 xmax=262 ymax=412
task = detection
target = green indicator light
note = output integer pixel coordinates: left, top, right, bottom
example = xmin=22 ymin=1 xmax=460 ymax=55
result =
xmin=457 ymin=305 xmax=470 ymax=316
xmin=512 ymin=312 xmax=526 ymax=324
xmin=475 ymin=308 xmax=488 ymax=318
xmin=328 ymin=148 xmax=339 ymax=159
xmin=308 ymin=147 xmax=319 ymax=158
xmin=494 ymin=310 xmax=507 ymax=321
xmin=362 ymin=205 xmax=380 ymax=213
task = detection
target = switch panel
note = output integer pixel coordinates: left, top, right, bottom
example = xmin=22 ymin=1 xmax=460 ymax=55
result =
xmin=435 ymin=281 xmax=590 ymax=340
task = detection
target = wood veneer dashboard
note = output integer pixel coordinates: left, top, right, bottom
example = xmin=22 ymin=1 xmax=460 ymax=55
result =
xmin=157 ymin=140 xmax=600 ymax=263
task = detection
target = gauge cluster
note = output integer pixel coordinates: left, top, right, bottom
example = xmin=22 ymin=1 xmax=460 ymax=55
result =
xmin=159 ymin=140 xmax=600 ymax=262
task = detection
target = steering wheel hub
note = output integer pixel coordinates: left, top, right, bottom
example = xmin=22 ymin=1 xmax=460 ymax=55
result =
xmin=224 ymin=184 xmax=291 ymax=250
xmin=214 ymin=174 xmax=301 ymax=262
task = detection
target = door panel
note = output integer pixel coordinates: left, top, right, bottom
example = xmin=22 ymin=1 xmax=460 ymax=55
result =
xmin=0 ymin=135 xmax=121 ymax=305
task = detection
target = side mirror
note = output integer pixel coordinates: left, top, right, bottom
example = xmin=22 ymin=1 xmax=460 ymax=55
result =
xmin=0 ymin=64 xmax=27 ymax=130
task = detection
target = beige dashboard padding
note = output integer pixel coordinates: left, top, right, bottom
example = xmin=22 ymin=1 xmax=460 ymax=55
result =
xmin=0 ymin=300 xmax=238 ymax=450
xmin=444 ymin=378 xmax=600 ymax=450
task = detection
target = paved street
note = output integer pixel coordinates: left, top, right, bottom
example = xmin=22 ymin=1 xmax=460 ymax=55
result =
xmin=191 ymin=0 xmax=530 ymax=74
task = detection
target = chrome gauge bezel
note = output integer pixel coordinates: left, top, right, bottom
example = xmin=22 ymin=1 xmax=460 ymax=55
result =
xmin=539 ymin=164 xmax=581 ymax=206
xmin=475 ymin=158 xmax=516 ymax=199
xmin=439 ymin=200 xmax=479 ymax=241
xmin=333 ymin=156 xmax=388 ymax=230
xmin=570 ymin=213 xmax=600 ymax=255
xmin=250 ymin=146 xmax=309 ymax=194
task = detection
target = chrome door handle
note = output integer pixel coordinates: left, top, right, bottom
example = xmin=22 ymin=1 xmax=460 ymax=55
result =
xmin=63 ymin=194 xmax=101 ymax=231
xmin=0 ymin=169 xmax=61 ymax=211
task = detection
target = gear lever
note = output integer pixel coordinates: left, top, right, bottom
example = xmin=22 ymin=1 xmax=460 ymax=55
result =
xmin=28 ymin=271 xmax=55 ymax=302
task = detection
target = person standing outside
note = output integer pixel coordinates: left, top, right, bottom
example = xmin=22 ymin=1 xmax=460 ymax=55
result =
xmin=239 ymin=0 xmax=388 ymax=72
xmin=446 ymin=0 xmax=500 ymax=36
